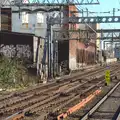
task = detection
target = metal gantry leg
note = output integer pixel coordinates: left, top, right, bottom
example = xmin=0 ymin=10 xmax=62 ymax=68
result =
xmin=46 ymin=15 xmax=52 ymax=80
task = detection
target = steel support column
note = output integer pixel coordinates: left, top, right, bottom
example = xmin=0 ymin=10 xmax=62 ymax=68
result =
xmin=46 ymin=16 xmax=52 ymax=79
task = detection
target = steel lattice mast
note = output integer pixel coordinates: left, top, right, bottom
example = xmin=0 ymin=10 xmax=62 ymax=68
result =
xmin=0 ymin=0 xmax=99 ymax=7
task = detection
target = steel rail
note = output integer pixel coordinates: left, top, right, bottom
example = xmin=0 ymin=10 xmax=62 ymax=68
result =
xmin=112 ymin=104 xmax=120 ymax=120
xmin=0 ymin=65 xmax=107 ymax=106
xmin=4 ymin=70 xmax=106 ymax=120
xmin=0 ymin=65 xmax=104 ymax=102
xmin=4 ymin=65 xmax=119 ymax=120
xmin=116 ymin=113 xmax=120 ymax=120
xmin=81 ymin=81 xmax=120 ymax=120
xmin=0 ymin=67 xmax=106 ymax=111
xmin=35 ymin=69 xmax=120 ymax=120
xmin=35 ymin=86 xmax=101 ymax=120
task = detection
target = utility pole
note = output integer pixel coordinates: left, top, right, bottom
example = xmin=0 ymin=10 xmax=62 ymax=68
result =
xmin=86 ymin=8 xmax=88 ymax=17
xmin=50 ymin=24 xmax=52 ymax=78
xmin=82 ymin=9 xmax=84 ymax=17
xmin=46 ymin=15 xmax=52 ymax=80
xmin=113 ymin=8 xmax=115 ymax=16
xmin=46 ymin=15 xmax=50 ymax=79
xmin=36 ymin=37 xmax=40 ymax=76
xmin=53 ymin=33 xmax=55 ymax=78
xmin=0 ymin=6 xmax=2 ymax=30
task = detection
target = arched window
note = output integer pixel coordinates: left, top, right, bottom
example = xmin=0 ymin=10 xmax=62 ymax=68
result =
xmin=37 ymin=12 xmax=44 ymax=24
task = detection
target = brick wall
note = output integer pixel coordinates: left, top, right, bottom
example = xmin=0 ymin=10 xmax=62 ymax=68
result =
xmin=69 ymin=40 xmax=96 ymax=70
xmin=62 ymin=5 xmax=96 ymax=70
xmin=69 ymin=40 xmax=86 ymax=70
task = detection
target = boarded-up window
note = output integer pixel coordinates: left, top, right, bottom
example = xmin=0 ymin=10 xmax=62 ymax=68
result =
xmin=1 ymin=8 xmax=11 ymax=31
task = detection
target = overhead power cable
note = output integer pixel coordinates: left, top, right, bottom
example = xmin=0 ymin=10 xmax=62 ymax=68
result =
xmin=118 ymin=0 xmax=120 ymax=4
xmin=76 ymin=5 xmax=119 ymax=37
xmin=77 ymin=6 xmax=120 ymax=16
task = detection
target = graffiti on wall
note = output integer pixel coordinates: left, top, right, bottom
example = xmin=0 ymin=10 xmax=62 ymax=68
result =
xmin=0 ymin=44 xmax=32 ymax=60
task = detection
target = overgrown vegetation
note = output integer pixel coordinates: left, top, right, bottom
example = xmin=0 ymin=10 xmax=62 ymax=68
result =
xmin=0 ymin=56 xmax=36 ymax=91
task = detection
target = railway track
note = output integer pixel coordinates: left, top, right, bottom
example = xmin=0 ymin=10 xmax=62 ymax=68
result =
xmin=43 ymin=68 xmax=120 ymax=120
xmin=0 ymin=65 xmax=104 ymax=102
xmin=80 ymin=81 xmax=120 ymax=120
xmin=62 ymin=75 xmax=120 ymax=120
xmin=0 ymin=63 xmax=116 ymax=102
xmin=0 ymin=66 xmax=107 ymax=108
xmin=0 ymin=63 xmax=119 ymax=120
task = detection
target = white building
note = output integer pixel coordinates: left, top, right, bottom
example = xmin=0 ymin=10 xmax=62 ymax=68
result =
xmin=11 ymin=6 xmax=61 ymax=38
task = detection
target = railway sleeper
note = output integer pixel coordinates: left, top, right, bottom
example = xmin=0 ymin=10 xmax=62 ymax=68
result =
xmin=49 ymin=85 xmax=99 ymax=119
xmin=2 ymin=66 xmax=119 ymax=119
xmin=0 ymin=66 xmax=110 ymax=102
xmin=1 ymin=77 xmax=115 ymax=115
xmin=24 ymin=111 xmax=33 ymax=117
xmin=4 ymin=95 xmax=51 ymax=113
xmin=32 ymin=95 xmax=74 ymax=114
xmin=61 ymin=76 xmax=103 ymax=95
xmin=63 ymin=82 xmax=88 ymax=94
xmin=0 ymin=94 xmax=34 ymax=109
xmin=59 ymin=92 xmax=70 ymax=96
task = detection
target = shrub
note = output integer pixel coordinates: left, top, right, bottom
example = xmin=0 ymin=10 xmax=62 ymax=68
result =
xmin=0 ymin=56 xmax=28 ymax=90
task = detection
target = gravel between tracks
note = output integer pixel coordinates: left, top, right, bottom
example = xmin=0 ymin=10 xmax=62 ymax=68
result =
xmin=66 ymin=77 xmax=120 ymax=120
xmin=0 ymin=63 xmax=119 ymax=120
xmin=23 ymin=65 xmax=120 ymax=120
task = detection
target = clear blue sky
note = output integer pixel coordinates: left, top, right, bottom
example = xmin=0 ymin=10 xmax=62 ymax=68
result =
xmin=81 ymin=0 xmax=120 ymax=29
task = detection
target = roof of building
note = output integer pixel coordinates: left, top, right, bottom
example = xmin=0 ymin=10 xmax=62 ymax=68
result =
xmin=0 ymin=31 xmax=44 ymax=38
xmin=0 ymin=30 xmax=34 ymax=36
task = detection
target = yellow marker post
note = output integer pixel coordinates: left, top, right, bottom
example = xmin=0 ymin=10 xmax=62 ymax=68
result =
xmin=105 ymin=69 xmax=110 ymax=85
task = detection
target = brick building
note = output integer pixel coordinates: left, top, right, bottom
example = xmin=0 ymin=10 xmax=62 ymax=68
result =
xmin=58 ymin=5 xmax=97 ymax=71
